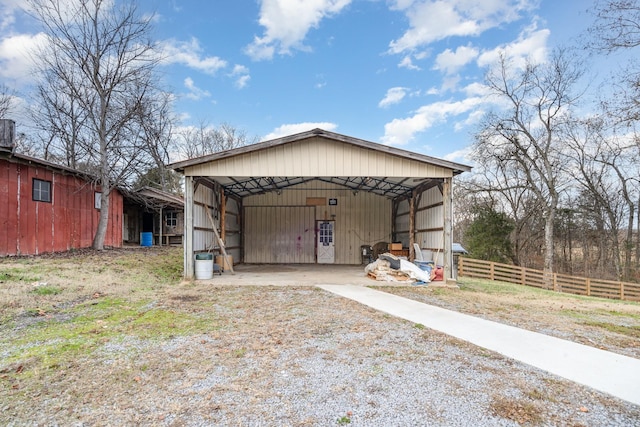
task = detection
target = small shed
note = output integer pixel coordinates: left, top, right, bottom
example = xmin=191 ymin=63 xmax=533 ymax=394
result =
xmin=0 ymin=119 xmax=123 ymax=255
xmin=170 ymin=128 xmax=471 ymax=280
xmin=123 ymin=187 xmax=185 ymax=246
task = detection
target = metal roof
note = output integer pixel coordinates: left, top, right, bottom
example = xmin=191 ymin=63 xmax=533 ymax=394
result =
xmin=171 ymin=128 xmax=471 ymax=199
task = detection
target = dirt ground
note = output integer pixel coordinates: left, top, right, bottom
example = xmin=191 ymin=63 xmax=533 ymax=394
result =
xmin=1 ymin=247 xmax=640 ymax=425
xmin=193 ymin=262 xmax=640 ymax=359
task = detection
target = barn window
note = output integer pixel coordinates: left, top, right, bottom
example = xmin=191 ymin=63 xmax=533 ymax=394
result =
xmin=165 ymin=211 xmax=178 ymax=227
xmin=32 ymin=179 xmax=51 ymax=202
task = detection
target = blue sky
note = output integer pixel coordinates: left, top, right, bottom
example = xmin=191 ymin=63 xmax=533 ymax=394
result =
xmin=0 ymin=0 xmax=624 ymax=163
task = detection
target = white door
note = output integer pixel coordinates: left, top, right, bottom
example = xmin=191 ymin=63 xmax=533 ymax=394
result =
xmin=317 ymin=221 xmax=335 ymax=264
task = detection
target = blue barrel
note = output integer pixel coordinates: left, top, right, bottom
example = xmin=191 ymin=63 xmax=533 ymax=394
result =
xmin=140 ymin=232 xmax=153 ymax=247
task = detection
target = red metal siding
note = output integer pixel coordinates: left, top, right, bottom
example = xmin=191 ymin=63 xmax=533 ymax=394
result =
xmin=0 ymin=158 xmax=123 ymax=256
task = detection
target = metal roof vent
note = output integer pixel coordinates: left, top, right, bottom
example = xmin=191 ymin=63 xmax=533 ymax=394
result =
xmin=0 ymin=119 xmax=15 ymax=152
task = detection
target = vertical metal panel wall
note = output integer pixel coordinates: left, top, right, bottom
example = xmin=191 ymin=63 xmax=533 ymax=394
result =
xmin=192 ymin=182 xmax=217 ymax=252
xmin=393 ymin=186 xmax=445 ymax=264
xmin=243 ymin=180 xmax=392 ymax=264
xmin=394 ymin=199 xmax=410 ymax=247
xmin=414 ymin=186 xmax=445 ymax=265
xmin=224 ymin=197 xmax=241 ymax=262
xmin=0 ymin=159 xmax=123 ymax=256
xmin=244 ymin=206 xmax=315 ymax=263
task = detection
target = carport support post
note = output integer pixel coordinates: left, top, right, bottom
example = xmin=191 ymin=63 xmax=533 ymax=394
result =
xmin=159 ymin=207 xmax=163 ymax=247
xmin=442 ymin=177 xmax=454 ymax=283
xmin=409 ymin=190 xmax=416 ymax=261
xmin=184 ymin=176 xmax=194 ymax=279
xmin=220 ymin=187 xmax=226 ymax=242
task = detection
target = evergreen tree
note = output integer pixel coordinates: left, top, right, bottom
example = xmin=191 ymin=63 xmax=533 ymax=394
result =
xmin=465 ymin=207 xmax=515 ymax=263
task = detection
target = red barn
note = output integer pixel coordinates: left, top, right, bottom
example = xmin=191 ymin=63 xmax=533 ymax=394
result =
xmin=0 ymin=131 xmax=123 ymax=256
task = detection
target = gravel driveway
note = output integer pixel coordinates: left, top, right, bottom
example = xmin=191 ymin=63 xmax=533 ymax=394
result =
xmin=4 ymin=285 xmax=639 ymax=426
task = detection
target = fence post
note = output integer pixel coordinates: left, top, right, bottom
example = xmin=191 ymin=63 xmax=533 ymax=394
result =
xmin=586 ymin=278 xmax=591 ymax=297
xmin=490 ymin=262 xmax=495 ymax=281
xmin=620 ymin=282 xmax=625 ymax=300
xmin=520 ymin=266 xmax=525 ymax=286
xmin=553 ymin=273 xmax=558 ymax=292
xmin=458 ymin=257 xmax=464 ymax=277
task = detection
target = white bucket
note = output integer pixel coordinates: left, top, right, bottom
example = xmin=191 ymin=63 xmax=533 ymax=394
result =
xmin=194 ymin=254 xmax=214 ymax=280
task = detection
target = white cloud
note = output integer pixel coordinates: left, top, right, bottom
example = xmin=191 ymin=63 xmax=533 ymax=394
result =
xmin=315 ymin=73 xmax=327 ymax=89
xmin=381 ymin=97 xmax=483 ymax=145
xmin=398 ymin=55 xmax=421 ymax=70
xmin=441 ymin=74 xmax=461 ymax=92
xmin=379 ymin=87 xmax=408 ymax=108
xmin=245 ymin=0 xmax=352 ymax=61
xmin=0 ymin=0 xmax=19 ymax=32
xmin=230 ymin=64 xmax=251 ymax=89
xmin=160 ymin=38 xmax=227 ymax=75
xmin=434 ymin=44 xmax=479 ymax=74
xmin=443 ymin=146 xmax=473 ymax=163
xmin=454 ymin=109 xmax=484 ymax=131
xmin=235 ymin=74 xmax=251 ymax=89
xmin=170 ymin=0 xmax=183 ymax=13
xmin=425 ymin=75 xmax=462 ymax=95
xmin=389 ymin=0 xmax=536 ymax=54
xmin=477 ymin=24 xmax=549 ymax=68
xmin=183 ymin=77 xmax=211 ymax=100
xmin=232 ymin=64 xmax=249 ymax=75
xmin=463 ymin=81 xmax=491 ymax=97
xmin=0 ymin=32 xmax=46 ymax=86
xmin=263 ymin=122 xmax=338 ymax=140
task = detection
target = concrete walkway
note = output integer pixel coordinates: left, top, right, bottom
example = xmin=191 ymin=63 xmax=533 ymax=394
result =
xmin=318 ymin=284 xmax=640 ymax=407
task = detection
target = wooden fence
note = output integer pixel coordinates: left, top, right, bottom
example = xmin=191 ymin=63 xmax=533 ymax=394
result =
xmin=457 ymin=257 xmax=640 ymax=302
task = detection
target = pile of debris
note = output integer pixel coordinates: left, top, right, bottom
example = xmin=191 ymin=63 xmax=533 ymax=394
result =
xmin=364 ymin=253 xmax=433 ymax=284
xmin=365 ymin=258 xmax=413 ymax=283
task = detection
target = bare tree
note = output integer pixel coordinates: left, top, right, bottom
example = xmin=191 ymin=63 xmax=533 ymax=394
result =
xmin=589 ymin=0 xmax=640 ymax=51
xmin=474 ymin=49 xmax=583 ymax=278
xmin=30 ymin=75 xmax=89 ymax=168
xmin=566 ymin=119 xmax=619 ymax=278
xmin=0 ymin=84 xmax=14 ymax=118
xmin=462 ymin=149 xmax=545 ymax=268
xmin=600 ymin=140 xmax=638 ymax=280
xmin=564 ymin=116 xmax=640 ymax=280
xmin=589 ymin=0 xmax=640 ymax=123
xmin=176 ymin=121 xmax=258 ymax=160
xmin=587 ymin=2 xmax=640 ymax=278
xmin=28 ymin=0 xmax=161 ymax=250
xmin=131 ymin=90 xmax=180 ymax=192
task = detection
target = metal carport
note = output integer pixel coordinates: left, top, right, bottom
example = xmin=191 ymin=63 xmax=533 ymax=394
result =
xmin=170 ymin=128 xmax=471 ymax=280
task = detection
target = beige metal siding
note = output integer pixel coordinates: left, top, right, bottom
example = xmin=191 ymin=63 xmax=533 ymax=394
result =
xmin=185 ymin=137 xmax=453 ymax=178
xmin=393 ymin=187 xmax=446 ymax=264
xmin=224 ymin=197 xmax=241 ymax=262
xmin=394 ymin=199 xmax=410 ymax=248
xmin=193 ymin=183 xmax=217 ymax=252
xmin=244 ymin=180 xmax=392 ymax=264
xmin=244 ymin=206 xmax=316 ymax=263
xmin=415 ymin=186 xmax=445 ymax=265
